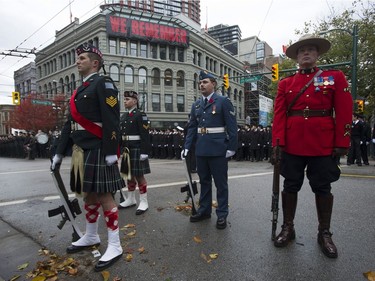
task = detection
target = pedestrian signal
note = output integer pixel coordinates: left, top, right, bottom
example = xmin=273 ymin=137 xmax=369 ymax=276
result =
xmin=356 ymin=99 xmax=364 ymax=112
xmin=223 ymin=74 xmax=229 ymax=90
xmin=12 ymin=92 xmax=20 ymax=105
xmin=271 ymin=64 xmax=279 ymax=82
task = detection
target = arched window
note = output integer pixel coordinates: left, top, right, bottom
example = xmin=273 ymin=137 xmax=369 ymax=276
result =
xmin=125 ymin=66 xmax=134 ymax=83
xmin=110 ymin=64 xmax=120 ymax=82
xmin=193 ymin=73 xmax=198 ymax=90
xmin=152 ymin=68 xmax=160 ymax=85
xmin=176 ymin=70 xmax=184 ymax=87
xmin=164 ymin=69 xmax=173 ymax=86
xmin=138 ymin=68 xmax=147 ymax=85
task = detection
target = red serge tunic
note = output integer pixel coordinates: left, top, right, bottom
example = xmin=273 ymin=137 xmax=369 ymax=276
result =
xmin=272 ymin=68 xmax=353 ymax=156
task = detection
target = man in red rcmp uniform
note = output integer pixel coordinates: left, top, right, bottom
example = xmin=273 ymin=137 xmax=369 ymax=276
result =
xmin=51 ymin=43 xmax=124 ymax=271
xmin=272 ymin=34 xmax=353 ymax=258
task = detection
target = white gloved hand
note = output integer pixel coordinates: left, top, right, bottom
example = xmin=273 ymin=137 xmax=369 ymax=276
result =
xmin=105 ymin=154 xmax=118 ymax=166
xmin=181 ymin=149 xmax=189 ymax=160
xmin=360 ymin=141 xmax=363 ymax=145
xmin=140 ymin=154 xmax=148 ymax=161
xmin=372 ymin=138 xmax=375 ymax=144
xmin=51 ymin=154 xmax=63 ymax=170
xmin=225 ymin=150 xmax=235 ymax=158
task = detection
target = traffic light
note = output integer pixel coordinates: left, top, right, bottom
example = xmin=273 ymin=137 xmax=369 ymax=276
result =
xmin=271 ymin=64 xmax=279 ymax=82
xmin=356 ymin=99 xmax=364 ymax=112
xmin=12 ymin=91 xmax=20 ymax=105
xmin=223 ymin=74 xmax=229 ymax=90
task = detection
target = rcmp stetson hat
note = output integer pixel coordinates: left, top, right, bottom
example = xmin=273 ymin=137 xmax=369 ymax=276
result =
xmin=285 ymin=34 xmax=331 ymax=59
xmin=76 ymin=43 xmax=103 ymax=58
xmin=124 ymin=90 xmax=138 ymax=99
xmin=199 ymin=70 xmax=216 ymax=80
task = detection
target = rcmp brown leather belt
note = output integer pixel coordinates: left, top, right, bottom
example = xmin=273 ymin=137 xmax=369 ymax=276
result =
xmin=197 ymin=127 xmax=225 ymax=134
xmin=122 ymin=135 xmax=141 ymax=141
xmin=287 ymin=109 xmax=332 ymax=118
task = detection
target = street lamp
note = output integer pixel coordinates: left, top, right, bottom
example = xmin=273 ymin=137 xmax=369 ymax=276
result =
xmin=319 ymin=25 xmax=359 ymax=101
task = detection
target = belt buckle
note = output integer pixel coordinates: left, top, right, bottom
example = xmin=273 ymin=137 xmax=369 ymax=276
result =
xmin=303 ymin=109 xmax=309 ymax=118
xmin=201 ymin=127 xmax=207 ymax=134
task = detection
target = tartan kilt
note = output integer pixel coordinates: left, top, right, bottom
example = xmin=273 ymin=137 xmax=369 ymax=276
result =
xmin=121 ymin=147 xmax=151 ymax=177
xmin=72 ymin=148 xmax=125 ymax=193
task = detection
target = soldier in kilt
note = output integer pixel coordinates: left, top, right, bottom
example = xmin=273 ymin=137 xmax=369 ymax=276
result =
xmin=119 ymin=90 xmax=151 ymax=215
xmin=51 ymin=43 xmax=124 ymax=272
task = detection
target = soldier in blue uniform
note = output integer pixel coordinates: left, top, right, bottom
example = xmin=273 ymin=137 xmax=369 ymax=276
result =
xmin=51 ymin=43 xmax=124 ymax=271
xmin=118 ymin=91 xmax=151 ymax=215
xmin=182 ymin=70 xmax=237 ymax=229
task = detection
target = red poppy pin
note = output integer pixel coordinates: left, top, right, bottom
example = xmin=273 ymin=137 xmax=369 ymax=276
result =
xmin=83 ymin=81 xmax=90 ymax=87
xmin=209 ymin=98 xmax=214 ymax=103
xmin=129 ymin=112 xmax=134 ymax=117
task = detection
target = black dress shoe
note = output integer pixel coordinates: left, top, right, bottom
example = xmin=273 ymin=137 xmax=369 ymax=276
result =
xmin=135 ymin=208 xmax=148 ymax=215
xmin=216 ymin=218 xmax=227 ymax=229
xmin=190 ymin=213 xmax=211 ymax=222
xmin=66 ymin=243 xmax=100 ymax=254
xmin=94 ymin=253 xmax=123 ymax=272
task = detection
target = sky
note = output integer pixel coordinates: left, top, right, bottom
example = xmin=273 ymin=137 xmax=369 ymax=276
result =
xmin=0 ymin=0 xmax=355 ymax=105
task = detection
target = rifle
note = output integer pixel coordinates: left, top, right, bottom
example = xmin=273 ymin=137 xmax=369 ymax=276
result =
xmin=271 ymin=139 xmax=281 ymax=241
xmin=181 ymin=158 xmax=198 ymax=215
xmin=48 ymin=167 xmax=83 ymax=242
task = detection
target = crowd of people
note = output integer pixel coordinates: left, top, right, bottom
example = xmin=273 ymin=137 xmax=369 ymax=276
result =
xmin=0 ymin=128 xmax=61 ymax=160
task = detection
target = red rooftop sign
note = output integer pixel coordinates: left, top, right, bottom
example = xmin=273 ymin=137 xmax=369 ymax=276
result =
xmin=106 ymin=15 xmax=189 ymax=47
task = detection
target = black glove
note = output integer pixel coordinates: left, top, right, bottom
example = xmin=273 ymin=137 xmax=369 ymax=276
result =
xmin=332 ymin=147 xmax=348 ymax=158
xmin=270 ymin=146 xmax=283 ymax=165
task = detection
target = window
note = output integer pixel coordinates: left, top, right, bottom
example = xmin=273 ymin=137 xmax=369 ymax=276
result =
xmin=165 ymin=94 xmax=173 ymax=112
xmin=177 ymin=95 xmax=185 ymax=112
xmin=152 ymin=93 xmax=160 ymax=111
xmin=109 ymin=39 xmax=117 ymax=54
xmin=194 ymin=73 xmax=198 ymax=90
xmin=125 ymin=66 xmax=134 ymax=83
xmin=160 ymin=45 xmax=166 ymax=60
xmin=140 ymin=42 xmax=147 ymax=58
xmin=120 ymin=40 xmax=127 ymax=56
xmin=138 ymin=68 xmax=147 ymax=85
xmin=164 ymin=69 xmax=172 ymax=86
xmin=130 ymin=41 xmax=137 ymax=56
xmin=169 ymin=46 xmax=175 ymax=61
xmin=152 ymin=68 xmax=160 ymax=85
xmin=150 ymin=43 xmax=157 ymax=59
xmin=110 ymin=65 xmax=120 ymax=82
xmin=138 ymin=92 xmax=148 ymax=111
xmin=178 ymin=48 xmax=184 ymax=62
xmin=176 ymin=71 xmax=184 ymax=87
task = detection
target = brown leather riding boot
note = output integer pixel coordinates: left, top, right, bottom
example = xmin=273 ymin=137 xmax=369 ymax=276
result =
xmin=274 ymin=191 xmax=298 ymax=247
xmin=316 ymin=194 xmax=338 ymax=258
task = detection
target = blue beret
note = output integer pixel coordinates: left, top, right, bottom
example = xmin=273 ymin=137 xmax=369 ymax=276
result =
xmin=199 ymin=70 xmax=216 ymax=80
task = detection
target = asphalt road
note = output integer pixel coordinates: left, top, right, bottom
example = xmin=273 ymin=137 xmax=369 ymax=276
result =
xmin=0 ymin=157 xmax=374 ymax=281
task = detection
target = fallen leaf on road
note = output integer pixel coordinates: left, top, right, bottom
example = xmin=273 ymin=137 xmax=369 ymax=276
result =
xmin=138 ymin=246 xmax=145 ymax=253
xmin=101 ymin=270 xmax=110 ymax=281
xmin=125 ymin=253 xmax=133 ymax=262
xmin=17 ymin=262 xmax=29 ymax=270
xmin=31 ymin=276 xmax=46 ymax=281
xmin=209 ymin=253 xmax=219 ymax=259
xmin=126 ymin=230 xmax=137 ymax=237
xmin=9 ymin=275 xmax=21 ymax=281
xmin=193 ymin=236 xmax=202 ymax=243
xmin=364 ymin=271 xmax=375 ymax=281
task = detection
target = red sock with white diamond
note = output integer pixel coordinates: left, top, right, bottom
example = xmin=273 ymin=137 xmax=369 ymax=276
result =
xmin=72 ymin=203 xmax=101 ymax=247
xmin=100 ymin=207 xmax=123 ymax=262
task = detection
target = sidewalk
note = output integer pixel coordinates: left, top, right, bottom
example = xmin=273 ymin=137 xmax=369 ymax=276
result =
xmin=0 ymin=219 xmax=44 ymax=281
